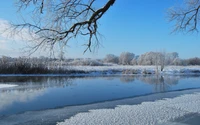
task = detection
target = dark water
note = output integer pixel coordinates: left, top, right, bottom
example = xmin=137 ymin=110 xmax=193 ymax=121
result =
xmin=0 ymin=75 xmax=200 ymax=116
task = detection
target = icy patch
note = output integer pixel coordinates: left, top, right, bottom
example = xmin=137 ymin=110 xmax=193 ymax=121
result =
xmin=58 ymin=93 xmax=200 ymax=125
xmin=0 ymin=84 xmax=17 ymax=89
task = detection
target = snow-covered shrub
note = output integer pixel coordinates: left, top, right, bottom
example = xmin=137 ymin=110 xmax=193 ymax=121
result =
xmin=122 ymin=69 xmax=139 ymax=74
xmin=187 ymin=57 xmax=200 ymax=65
xmin=142 ymin=69 xmax=155 ymax=74
xmin=68 ymin=59 xmax=104 ymax=66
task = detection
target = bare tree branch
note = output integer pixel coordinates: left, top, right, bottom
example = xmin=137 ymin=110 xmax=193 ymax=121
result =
xmin=168 ymin=0 xmax=200 ymax=33
xmin=13 ymin=0 xmax=116 ymax=54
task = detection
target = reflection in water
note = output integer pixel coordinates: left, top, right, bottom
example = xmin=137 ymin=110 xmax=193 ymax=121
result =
xmin=103 ymin=77 xmax=115 ymax=81
xmin=0 ymin=75 xmax=200 ymax=116
xmin=0 ymin=89 xmax=45 ymax=112
xmin=0 ymin=77 xmax=73 ymax=112
xmin=0 ymin=77 xmax=73 ymax=91
xmin=119 ymin=75 xmax=180 ymax=92
xmin=137 ymin=75 xmax=179 ymax=85
xmin=118 ymin=75 xmax=179 ymax=85
xmin=137 ymin=75 xmax=179 ymax=92
xmin=120 ymin=76 xmax=135 ymax=83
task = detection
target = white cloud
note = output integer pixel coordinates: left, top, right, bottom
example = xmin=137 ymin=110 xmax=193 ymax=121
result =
xmin=0 ymin=18 xmax=49 ymax=57
xmin=0 ymin=18 xmax=34 ymax=42
xmin=0 ymin=18 xmax=88 ymax=58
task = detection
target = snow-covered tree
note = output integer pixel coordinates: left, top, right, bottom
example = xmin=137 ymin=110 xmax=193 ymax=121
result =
xmin=166 ymin=52 xmax=179 ymax=65
xmin=104 ymin=54 xmax=119 ymax=64
xmin=137 ymin=52 xmax=161 ymax=65
xmin=130 ymin=58 xmax=138 ymax=65
xmin=119 ymin=52 xmax=135 ymax=65
xmin=130 ymin=55 xmax=139 ymax=65
xmin=172 ymin=58 xmax=183 ymax=65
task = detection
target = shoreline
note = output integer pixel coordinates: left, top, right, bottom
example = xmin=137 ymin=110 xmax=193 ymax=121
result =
xmin=0 ymin=65 xmax=200 ymax=77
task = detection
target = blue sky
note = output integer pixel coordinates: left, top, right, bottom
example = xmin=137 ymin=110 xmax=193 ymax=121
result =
xmin=0 ymin=0 xmax=200 ymax=59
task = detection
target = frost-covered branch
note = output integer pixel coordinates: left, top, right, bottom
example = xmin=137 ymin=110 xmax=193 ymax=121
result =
xmin=168 ymin=0 xmax=200 ymax=33
xmin=13 ymin=0 xmax=116 ymax=54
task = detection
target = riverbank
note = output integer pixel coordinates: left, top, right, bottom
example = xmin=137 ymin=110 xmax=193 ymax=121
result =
xmin=64 ymin=65 xmax=200 ymax=75
xmin=0 ymin=65 xmax=200 ymax=76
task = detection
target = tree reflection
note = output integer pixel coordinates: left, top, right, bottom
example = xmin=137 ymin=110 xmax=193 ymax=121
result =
xmin=0 ymin=76 xmax=75 ymax=112
xmin=137 ymin=75 xmax=180 ymax=92
xmin=120 ymin=76 xmax=135 ymax=83
xmin=0 ymin=76 xmax=74 ymax=92
xmin=118 ymin=75 xmax=182 ymax=92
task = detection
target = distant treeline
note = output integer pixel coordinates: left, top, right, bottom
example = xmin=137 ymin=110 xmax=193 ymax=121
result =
xmin=103 ymin=52 xmax=200 ymax=66
xmin=0 ymin=51 xmax=199 ymax=74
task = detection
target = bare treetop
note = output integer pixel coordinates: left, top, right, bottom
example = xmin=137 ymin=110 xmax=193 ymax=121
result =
xmin=168 ymin=0 xmax=200 ymax=33
xmin=14 ymin=0 xmax=115 ymax=54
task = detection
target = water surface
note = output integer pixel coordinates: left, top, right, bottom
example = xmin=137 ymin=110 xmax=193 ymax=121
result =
xmin=0 ymin=75 xmax=200 ymax=116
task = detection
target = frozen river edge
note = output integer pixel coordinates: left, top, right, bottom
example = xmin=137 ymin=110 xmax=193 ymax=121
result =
xmin=58 ymin=88 xmax=200 ymax=125
xmin=1 ymin=88 xmax=200 ymax=125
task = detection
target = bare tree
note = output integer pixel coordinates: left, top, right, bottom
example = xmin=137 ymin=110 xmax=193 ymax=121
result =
xmin=168 ymin=0 xmax=200 ymax=33
xmin=160 ymin=51 xmax=166 ymax=71
xmin=12 ymin=0 xmax=116 ymax=54
xmin=165 ymin=52 xmax=179 ymax=65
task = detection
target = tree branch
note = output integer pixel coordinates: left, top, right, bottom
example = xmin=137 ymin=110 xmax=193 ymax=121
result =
xmin=13 ymin=0 xmax=116 ymax=54
xmin=168 ymin=0 xmax=200 ymax=33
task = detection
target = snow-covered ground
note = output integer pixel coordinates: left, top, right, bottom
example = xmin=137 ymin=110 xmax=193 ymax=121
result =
xmin=57 ymin=92 xmax=200 ymax=125
xmin=65 ymin=65 xmax=200 ymax=75
xmin=0 ymin=84 xmax=17 ymax=89
xmin=0 ymin=65 xmax=199 ymax=76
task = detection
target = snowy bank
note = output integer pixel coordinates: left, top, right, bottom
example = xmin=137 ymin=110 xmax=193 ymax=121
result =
xmin=65 ymin=65 xmax=200 ymax=75
xmin=0 ymin=84 xmax=17 ymax=89
xmin=57 ymin=92 xmax=200 ymax=125
xmin=0 ymin=65 xmax=199 ymax=76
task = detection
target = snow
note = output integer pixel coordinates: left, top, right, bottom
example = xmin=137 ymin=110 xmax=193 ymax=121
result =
xmin=0 ymin=84 xmax=17 ymax=89
xmin=57 ymin=92 xmax=200 ymax=125
xmin=64 ymin=65 xmax=200 ymax=76
xmin=0 ymin=65 xmax=199 ymax=76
